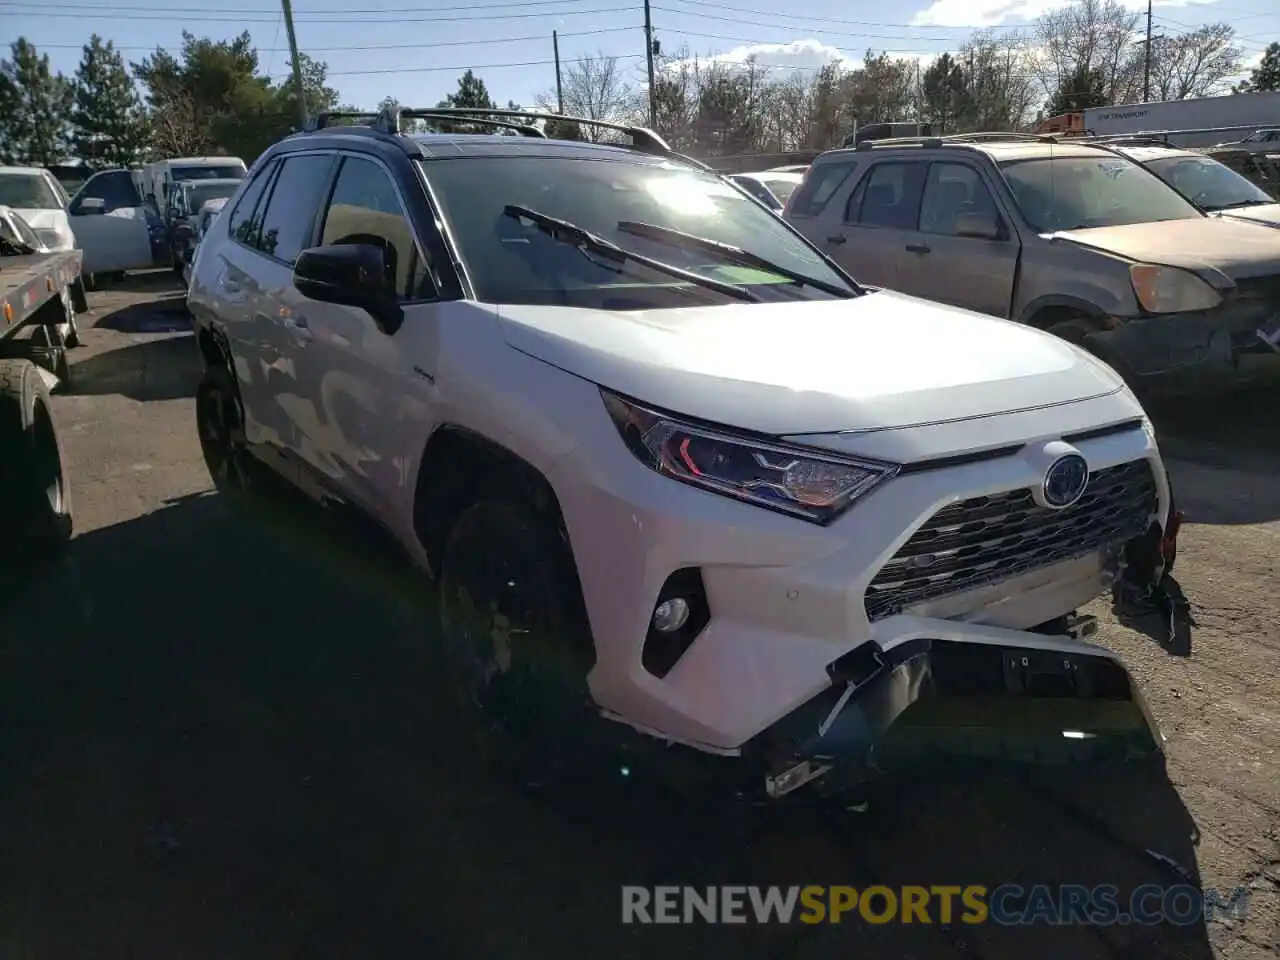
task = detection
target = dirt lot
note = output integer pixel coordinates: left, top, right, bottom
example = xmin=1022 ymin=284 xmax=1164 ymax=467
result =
xmin=1 ymin=274 xmax=1276 ymax=960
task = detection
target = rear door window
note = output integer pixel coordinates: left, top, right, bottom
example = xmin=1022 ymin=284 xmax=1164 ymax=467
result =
xmin=849 ymin=162 xmax=928 ymax=230
xmin=250 ymin=153 xmax=335 ymax=264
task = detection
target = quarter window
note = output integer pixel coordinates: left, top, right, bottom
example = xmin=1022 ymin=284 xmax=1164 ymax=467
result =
xmin=850 ymin=162 xmax=928 ymax=230
xmin=254 ymin=153 xmax=335 ymax=264
xmin=320 ymin=156 xmax=435 ymax=299
xmin=227 ymin=161 xmax=277 ymax=249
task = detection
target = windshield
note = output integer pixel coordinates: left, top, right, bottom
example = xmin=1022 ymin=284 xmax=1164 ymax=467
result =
xmin=172 ymin=165 xmax=244 ymax=182
xmin=1000 ymin=155 xmax=1202 ymax=232
xmin=0 ymin=173 xmax=62 ymax=210
xmin=187 ymin=183 xmax=239 ymax=212
xmin=1145 ymin=155 xmax=1273 ymax=210
xmin=424 ymin=156 xmax=854 ymax=308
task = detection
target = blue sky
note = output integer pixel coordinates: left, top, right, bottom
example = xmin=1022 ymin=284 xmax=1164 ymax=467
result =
xmin=4 ymin=0 xmax=1277 ymax=110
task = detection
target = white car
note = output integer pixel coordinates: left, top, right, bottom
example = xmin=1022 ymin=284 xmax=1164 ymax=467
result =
xmin=188 ymin=111 xmax=1174 ymax=799
xmin=729 ymin=171 xmax=804 ymax=212
xmin=0 ymin=165 xmax=76 ymax=252
xmin=0 ymin=165 xmax=155 ymax=283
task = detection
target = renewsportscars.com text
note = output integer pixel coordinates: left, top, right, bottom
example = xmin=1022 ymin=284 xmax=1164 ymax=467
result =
xmin=621 ymin=885 xmax=1250 ymax=926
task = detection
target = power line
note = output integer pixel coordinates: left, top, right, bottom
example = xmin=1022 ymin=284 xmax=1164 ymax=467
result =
xmin=651 ymin=6 xmax=999 ymax=43
xmin=0 ymin=0 xmax=610 ymax=11
xmin=19 ymin=26 xmax=635 ymax=53
xmin=0 ymin=1 xmax=634 ymax=21
xmin=272 ymin=52 xmax=646 ymax=78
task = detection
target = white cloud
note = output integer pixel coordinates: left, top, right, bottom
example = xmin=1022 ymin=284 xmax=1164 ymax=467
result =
xmin=665 ymin=39 xmax=950 ymax=81
xmin=910 ymin=0 xmax=1219 ymax=28
xmin=672 ymin=39 xmax=854 ymax=75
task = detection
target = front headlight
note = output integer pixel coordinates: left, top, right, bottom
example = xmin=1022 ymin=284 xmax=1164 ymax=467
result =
xmin=602 ymin=390 xmax=898 ymax=525
xmin=1129 ymin=264 xmax=1223 ymax=314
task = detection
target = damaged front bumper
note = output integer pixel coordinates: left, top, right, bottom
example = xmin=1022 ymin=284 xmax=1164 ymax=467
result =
xmin=731 ymin=617 xmax=1164 ymax=803
xmin=1088 ymin=300 xmax=1280 ymax=396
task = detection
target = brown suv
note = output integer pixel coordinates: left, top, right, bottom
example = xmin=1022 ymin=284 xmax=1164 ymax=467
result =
xmin=784 ymin=133 xmax=1280 ymax=394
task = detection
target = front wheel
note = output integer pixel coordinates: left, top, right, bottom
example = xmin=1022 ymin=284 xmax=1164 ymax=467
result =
xmin=437 ymin=499 xmax=594 ymax=780
xmin=195 ymin=364 xmax=255 ymax=497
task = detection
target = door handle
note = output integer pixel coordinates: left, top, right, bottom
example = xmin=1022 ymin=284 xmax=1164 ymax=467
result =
xmin=905 ymin=243 xmax=931 ymax=254
xmin=827 ymin=235 xmax=847 ymax=245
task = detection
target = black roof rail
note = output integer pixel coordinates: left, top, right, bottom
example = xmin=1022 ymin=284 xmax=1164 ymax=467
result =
xmin=386 ymin=108 xmax=547 ymax=138
xmin=942 ymin=131 xmax=1058 ymax=143
xmin=854 ymin=136 xmax=945 ymax=150
xmin=309 ymin=110 xmax=381 ymax=131
xmin=381 ymin=106 xmax=677 ymax=158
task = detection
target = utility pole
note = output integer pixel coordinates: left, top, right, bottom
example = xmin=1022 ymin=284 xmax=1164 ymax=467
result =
xmin=553 ymin=30 xmax=564 ymax=113
xmin=643 ymin=0 xmax=656 ymax=128
xmin=280 ymin=0 xmax=308 ymax=128
xmin=1143 ymin=0 xmax=1153 ymax=102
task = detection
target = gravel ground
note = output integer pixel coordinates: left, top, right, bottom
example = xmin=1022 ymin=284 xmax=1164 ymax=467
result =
xmin=1 ymin=273 xmax=1276 ymax=959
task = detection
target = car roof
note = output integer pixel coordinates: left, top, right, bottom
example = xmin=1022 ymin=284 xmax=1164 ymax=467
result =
xmin=736 ymin=170 xmax=803 ymax=182
xmin=181 ymin=178 xmax=244 ymax=187
xmin=406 ymin=132 xmax=680 ymax=166
xmin=1111 ymin=145 xmax=1200 ymax=162
xmin=0 ymin=166 xmax=47 ymax=176
xmin=814 ymin=139 xmax=1120 ymax=165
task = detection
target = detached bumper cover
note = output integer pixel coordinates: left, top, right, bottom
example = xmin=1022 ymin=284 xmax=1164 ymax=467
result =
xmin=738 ymin=621 xmax=1164 ymax=801
xmin=1090 ymin=299 xmax=1280 ymax=393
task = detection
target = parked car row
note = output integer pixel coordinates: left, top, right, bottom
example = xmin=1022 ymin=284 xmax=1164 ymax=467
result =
xmin=782 ymin=132 xmax=1280 ymax=396
xmin=0 ymin=157 xmax=246 ymax=288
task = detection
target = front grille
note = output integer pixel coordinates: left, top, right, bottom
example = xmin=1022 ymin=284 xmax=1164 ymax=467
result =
xmin=1235 ymin=274 xmax=1280 ymax=308
xmin=864 ymin=460 xmax=1158 ymax=622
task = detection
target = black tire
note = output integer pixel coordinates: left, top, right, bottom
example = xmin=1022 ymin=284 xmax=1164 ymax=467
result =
xmin=437 ymin=498 xmax=595 ymax=782
xmin=195 ymin=363 xmax=255 ymax=497
xmin=0 ymin=359 xmax=73 ymax=561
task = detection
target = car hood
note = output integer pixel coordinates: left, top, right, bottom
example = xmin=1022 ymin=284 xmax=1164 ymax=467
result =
xmin=495 ymin=291 xmax=1124 ymax=436
xmin=14 ymin=208 xmax=70 ymax=231
xmin=1214 ymin=202 xmax=1280 ymax=229
xmin=1051 ymin=217 xmax=1280 ymax=283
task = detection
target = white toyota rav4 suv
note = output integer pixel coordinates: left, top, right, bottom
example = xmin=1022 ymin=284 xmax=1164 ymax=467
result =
xmin=187 ymin=108 xmax=1174 ymax=800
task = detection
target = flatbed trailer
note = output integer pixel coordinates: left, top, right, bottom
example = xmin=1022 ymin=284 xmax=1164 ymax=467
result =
xmin=0 ymin=248 xmax=84 ymax=563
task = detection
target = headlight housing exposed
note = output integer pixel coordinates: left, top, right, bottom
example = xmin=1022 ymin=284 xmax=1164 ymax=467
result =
xmin=602 ymin=390 xmax=898 ymax=525
xmin=1129 ymin=264 xmax=1223 ymax=314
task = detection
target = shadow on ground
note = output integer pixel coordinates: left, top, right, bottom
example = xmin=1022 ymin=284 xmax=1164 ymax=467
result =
xmin=0 ymin=487 xmax=1219 ymax=959
xmin=92 ymin=295 xmax=193 ymax=336
xmin=66 ymin=333 xmax=199 ymax=402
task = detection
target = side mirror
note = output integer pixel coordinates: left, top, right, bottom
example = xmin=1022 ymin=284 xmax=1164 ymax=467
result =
xmin=77 ymin=197 xmax=106 ymax=216
xmin=953 ymin=210 xmax=1004 ymax=241
xmin=293 ymin=243 xmax=403 ymax=335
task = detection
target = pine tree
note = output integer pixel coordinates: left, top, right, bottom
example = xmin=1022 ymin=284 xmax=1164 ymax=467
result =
xmin=0 ymin=39 xmax=74 ymax=165
xmin=72 ymin=35 xmax=148 ymax=169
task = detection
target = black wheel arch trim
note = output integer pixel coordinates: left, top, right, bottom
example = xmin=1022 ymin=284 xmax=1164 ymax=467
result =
xmin=1019 ymin=295 xmax=1110 ymax=328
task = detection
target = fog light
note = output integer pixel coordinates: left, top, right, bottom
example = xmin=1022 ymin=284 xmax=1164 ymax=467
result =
xmin=652 ymin=597 xmax=690 ymax=633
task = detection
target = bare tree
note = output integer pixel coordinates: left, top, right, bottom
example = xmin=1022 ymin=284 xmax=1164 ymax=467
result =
xmin=537 ymin=53 xmax=633 ymax=141
xmin=149 ymin=90 xmax=207 ymax=156
xmin=1033 ymin=0 xmax=1143 ymax=106
xmin=1148 ymin=24 xmax=1243 ymax=101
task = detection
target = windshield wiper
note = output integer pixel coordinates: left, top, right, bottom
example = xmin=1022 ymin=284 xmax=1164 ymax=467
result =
xmin=616 ymin=220 xmax=856 ymax=298
xmin=1215 ymin=199 xmax=1272 ymax=209
xmin=501 ymin=205 xmax=759 ymax=302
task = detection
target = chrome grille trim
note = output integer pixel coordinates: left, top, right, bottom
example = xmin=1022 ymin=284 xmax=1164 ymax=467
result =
xmin=865 ymin=459 xmax=1158 ymax=622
